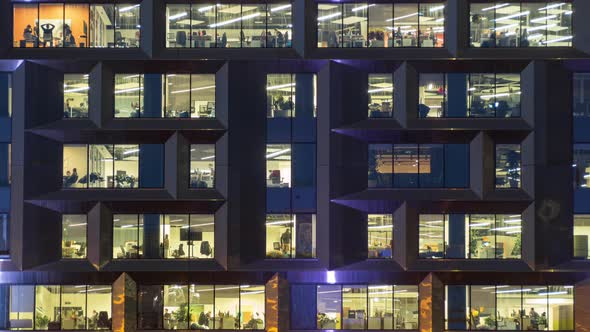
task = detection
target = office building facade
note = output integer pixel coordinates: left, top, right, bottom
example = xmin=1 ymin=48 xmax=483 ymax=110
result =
xmin=0 ymin=0 xmax=590 ymax=331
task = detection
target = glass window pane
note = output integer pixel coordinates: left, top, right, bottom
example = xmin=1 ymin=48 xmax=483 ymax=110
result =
xmin=191 ymin=74 xmax=216 ymax=118
xmin=266 ymin=144 xmax=291 ymax=188
xmin=114 ymin=74 xmax=142 ymax=118
xmin=574 ymin=144 xmax=590 ymax=188
xmin=63 ymin=145 xmax=88 ymax=188
xmin=163 ymin=214 xmax=189 ymax=259
xmin=114 ymin=144 xmax=139 ymax=188
xmin=165 ymin=74 xmax=190 ymax=118
xmin=240 ymin=285 xmax=265 ymax=329
xmin=167 ymin=5 xmax=191 ymax=48
xmin=61 ymin=286 xmax=86 ymax=330
xmin=163 ymin=285 xmax=189 ymax=330
xmin=469 ymin=73 xmax=496 ymax=117
xmin=368 ymin=144 xmax=392 ymax=188
xmin=573 ymin=214 xmax=590 ymax=259
xmin=10 ymin=285 xmax=35 ymax=330
xmin=495 ymin=3 xmax=521 ymax=48
xmin=191 ymin=4 xmax=216 ymax=48
xmin=267 ymin=74 xmax=294 ymax=118
xmin=190 ymin=214 xmax=215 ymax=259
xmin=13 ymin=4 xmax=39 ymax=48
xmin=214 ymin=286 xmax=240 ymax=329
xmin=394 ymin=144 xmax=418 ymax=188
xmin=64 ymin=74 xmax=89 ymax=118
xmin=342 ymin=286 xmax=367 ymax=329
xmin=545 ymin=3 xmax=573 ymax=47
xmin=419 ymin=214 xmax=445 ymax=259
xmin=495 ymin=214 xmax=521 ymax=259
xmin=521 ymin=2 xmax=546 ymax=47
xmin=419 ymin=144 xmax=444 ymax=188
xmin=393 ymin=4 xmax=418 ymax=48
xmin=523 ymin=286 xmax=548 ymax=330
xmin=115 ymin=4 xmax=140 ymax=48
xmin=342 ymin=3 xmax=367 ymax=48
xmin=317 ymin=285 xmax=341 ymax=329
xmin=35 ymin=285 xmax=61 ymax=330
xmin=88 ymin=144 xmax=113 ymax=188
xmin=368 ymin=74 xmax=393 ymax=118
xmin=215 ymin=4 xmax=242 ymax=48
xmin=470 ymin=285 xmax=497 ymax=329
xmin=87 ymin=285 xmax=112 ymax=330
xmin=64 ymin=4 xmax=89 ymax=48
xmin=547 ymin=285 xmax=573 ymax=330
xmin=190 ymin=144 xmax=215 ymax=189
xmin=394 ymin=285 xmax=418 ymax=329
xmin=497 ymin=285 xmax=523 ymax=330
xmin=189 ymin=285 xmax=214 ymax=329
xmin=419 ymin=3 xmax=445 ymax=47
xmin=138 ymin=285 xmax=163 ymax=329
xmin=0 ymin=214 xmax=8 ymax=254
xmin=496 ymin=144 xmax=521 ymax=188
xmin=368 ymin=5 xmax=392 ymax=48
xmin=90 ymin=5 xmax=115 ymax=48
xmin=368 ymin=285 xmax=393 ymax=329
xmin=62 ymin=215 xmax=87 ymax=259
xmin=242 ymin=4 xmax=266 ymax=48
xmin=419 ymin=74 xmax=445 ymax=118
xmin=368 ymin=214 xmax=393 ymax=259
xmin=496 ymin=74 xmax=521 ymax=117
xmin=574 ymin=73 xmax=590 ymax=118
xmin=113 ymin=214 xmax=140 ymax=259
xmin=39 ymin=3 xmax=63 ymax=48
xmin=295 ymin=214 xmax=316 ymax=258
xmin=469 ymin=3 xmax=496 ymax=48
xmin=269 ymin=3 xmax=292 ymax=48
xmin=317 ymin=4 xmax=342 ymax=48
xmin=266 ymin=214 xmax=294 ymax=259
xmin=469 ymin=214 xmax=495 ymax=259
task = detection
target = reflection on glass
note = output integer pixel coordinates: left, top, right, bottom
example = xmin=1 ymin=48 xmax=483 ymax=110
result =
xmin=393 ymin=144 xmax=418 ymax=188
xmin=0 ymin=214 xmax=8 ymax=255
xmin=342 ymin=286 xmax=367 ymax=329
xmin=574 ymin=144 xmax=590 ymax=188
xmin=574 ymin=73 xmax=590 ymax=118
xmin=573 ymin=214 xmax=590 ymax=259
xmin=368 ymin=214 xmax=393 ymax=259
xmin=114 ymin=74 xmax=143 ymax=118
xmin=418 ymin=74 xmax=446 ymax=118
xmin=62 ymin=215 xmax=87 ymax=259
xmin=317 ymin=285 xmax=341 ymax=329
xmin=469 ymin=2 xmax=573 ymax=48
xmin=368 ymin=74 xmax=393 ymax=118
xmin=163 ymin=285 xmax=189 ymax=330
xmin=240 ymin=285 xmax=265 ymax=329
xmin=63 ymin=145 xmax=88 ymax=188
xmin=266 ymin=144 xmax=291 ymax=188
xmin=190 ymin=145 xmax=215 ymax=188
xmin=138 ymin=285 xmax=164 ymax=329
xmin=64 ymin=74 xmax=89 ymax=118
xmin=495 ymin=144 xmax=521 ymax=188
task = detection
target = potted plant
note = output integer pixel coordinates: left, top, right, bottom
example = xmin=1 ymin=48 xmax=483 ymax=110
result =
xmin=172 ymin=303 xmax=189 ymax=329
xmin=538 ymin=314 xmax=547 ymax=330
xmin=484 ymin=316 xmax=496 ymax=329
xmin=35 ymin=314 xmax=49 ymax=330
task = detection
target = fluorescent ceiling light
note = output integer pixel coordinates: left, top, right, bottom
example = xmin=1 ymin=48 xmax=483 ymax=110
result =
xmin=481 ymin=285 xmax=509 ymax=290
xmin=481 ymin=92 xmax=510 ymax=100
xmin=115 ymin=87 xmax=143 ymax=94
xmin=352 ymin=4 xmax=375 ymax=12
xmin=64 ymin=86 xmax=90 ymax=93
xmin=241 ymin=290 xmax=265 ymax=295
xmin=482 ymin=3 xmax=509 ymax=12
xmin=169 ymin=12 xmax=188 ymax=20
xmin=123 ymin=149 xmax=140 ymax=155
xmin=494 ymin=23 xmax=519 ymax=31
xmin=318 ymin=12 xmax=342 ymax=21
xmin=68 ymin=223 xmax=87 ymax=227
xmin=209 ymin=12 xmax=261 ymax=27
xmin=542 ymin=35 xmax=573 ymax=44
xmin=271 ymin=4 xmax=292 ymax=12
xmin=171 ymin=85 xmax=215 ymax=94
xmin=497 ymin=288 xmax=531 ymax=294
xmin=267 ymin=82 xmax=296 ymax=91
xmin=368 ymin=87 xmax=393 ymax=93
xmin=491 ymin=225 xmax=522 ymax=231
xmin=387 ymin=12 xmax=418 ymax=22
xmin=119 ymin=4 xmax=139 ymax=13
xmin=198 ymin=5 xmax=219 ymax=12
xmin=121 ymin=224 xmax=136 ymax=228
xmin=469 ymin=222 xmax=491 ymax=227
xmin=538 ymin=3 xmax=565 ymax=11
xmin=528 ymin=33 xmax=543 ymax=39
xmin=494 ymin=11 xmax=530 ymax=22
xmin=201 ymin=155 xmax=215 ymax=160
xmin=527 ymin=24 xmax=557 ymax=32
xmin=530 ymin=15 xmax=557 ymax=23
xmin=266 ymin=148 xmax=291 ymax=159
xmin=368 ymin=225 xmax=392 ymax=229
xmin=266 ymin=219 xmax=294 ymax=226
xmin=181 ymin=222 xmax=215 ymax=228
xmin=429 ymin=5 xmax=445 ymax=12
xmin=435 ymin=17 xmax=445 ymax=22
xmin=537 ymin=291 xmax=568 ymax=296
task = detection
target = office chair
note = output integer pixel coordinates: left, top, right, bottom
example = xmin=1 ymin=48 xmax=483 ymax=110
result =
xmin=115 ymin=31 xmax=125 ymax=48
xmin=97 ymin=312 xmax=110 ymax=329
xmin=176 ymin=31 xmax=187 ymax=47
xmin=76 ymin=243 xmax=86 ymax=257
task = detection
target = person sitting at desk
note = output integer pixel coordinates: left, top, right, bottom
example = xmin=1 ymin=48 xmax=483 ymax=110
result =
xmin=64 ymin=168 xmax=79 ymax=187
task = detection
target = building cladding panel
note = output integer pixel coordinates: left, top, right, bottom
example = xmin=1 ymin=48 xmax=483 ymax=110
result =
xmin=0 ymin=0 xmax=589 ymax=331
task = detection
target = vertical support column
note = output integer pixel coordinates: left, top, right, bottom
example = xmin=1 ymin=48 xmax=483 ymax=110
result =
xmin=112 ymin=273 xmax=137 ymax=332
xmin=446 ymin=285 xmax=467 ymax=330
xmin=292 ymin=0 xmax=315 ymax=58
xmin=522 ymin=61 xmax=573 ymax=268
xmin=140 ymin=0 xmax=162 ymax=58
xmin=290 ymin=284 xmax=317 ymax=330
xmin=0 ymin=286 xmax=8 ymax=329
xmin=446 ymin=74 xmax=468 ymax=117
xmin=139 ymin=144 xmax=164 ymax=188
xmin=446 ymin=0 xmax=469 ymax=57
xmin=447 ymin=214 xmax=466 ymax=258
xmin=394 ymin=62 xmax=418 ymax=127
xmin=142 ymin=74 xmax=162 ymax=118
xmin=88 ymin=202 xmax=112 ymax=269
xmin=265 ymin=273 xmax=289 ymax=332
xmin=573 ymin=0 xmax=590 ymax=56
xmin=575 ymin=278 xmax=590 ymax=332
xmin=470 ymin=132 xmax=494 ymax=199
xmin=142 ymin=214 xmax=162 ymax=259
xmin=89 ymin=62 xmax=114 ymax=128
xmin=419 ymin=273 xmax=444 ymax=332
xmin=394 ymin=202 xmax=416 ymax=270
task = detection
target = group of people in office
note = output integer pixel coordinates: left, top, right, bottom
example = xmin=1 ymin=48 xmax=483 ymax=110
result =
xmin=325 ymin=26 xmax=439 ymax=48
xmin=23 ymin=22 xmax=77 ymax=47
